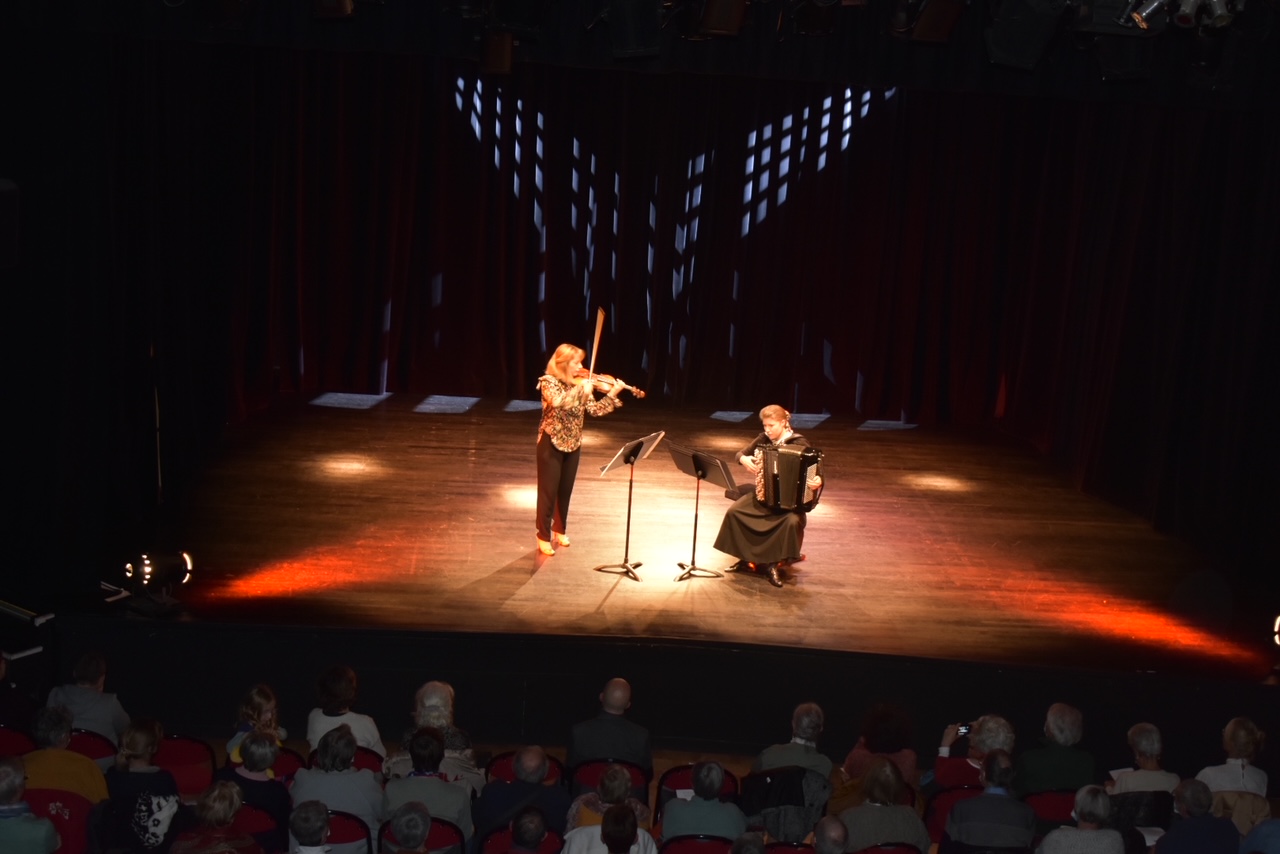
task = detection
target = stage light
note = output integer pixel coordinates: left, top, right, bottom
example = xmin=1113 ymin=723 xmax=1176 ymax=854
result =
xmin=1173 ymin=0 xmax=1202 ymax=25
xmin=1130 ymin=0 xmax=1166 ymax=27
xmin=1204 ymin=0 xmax=1233 ymax=25
xmin=123 ymin=552 xmax=193 ymax=598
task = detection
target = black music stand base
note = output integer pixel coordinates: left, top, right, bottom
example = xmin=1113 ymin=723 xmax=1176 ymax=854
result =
xmin=667 ymin=442 xmax=737 ymax=583
xmin=675 ymin=561 xmax=721 ymax=582
xmin=594 ymin=561 xmax=642 ymax=582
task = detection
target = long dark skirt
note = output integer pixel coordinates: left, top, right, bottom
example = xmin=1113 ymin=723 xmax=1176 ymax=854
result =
xmin=712 ymin=494 xmax=805 ymax=564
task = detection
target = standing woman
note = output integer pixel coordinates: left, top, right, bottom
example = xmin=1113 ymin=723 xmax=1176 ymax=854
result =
xmin=536 ymin=343 xmax=625 ymax=556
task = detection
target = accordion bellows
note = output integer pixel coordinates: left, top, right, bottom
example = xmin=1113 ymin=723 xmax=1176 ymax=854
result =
xmin=754 ymin=445 xmax=824 ymax=512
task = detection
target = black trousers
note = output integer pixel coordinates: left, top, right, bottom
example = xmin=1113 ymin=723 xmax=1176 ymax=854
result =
xmin=535 ymin=431 xmax=581 ymax=541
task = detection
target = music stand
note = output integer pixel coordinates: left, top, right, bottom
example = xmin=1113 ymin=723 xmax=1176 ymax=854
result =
xmin=667 ymin=443 xmax=738 ymax=582
xmin=593 ymin=430 xmax=666 ymax=582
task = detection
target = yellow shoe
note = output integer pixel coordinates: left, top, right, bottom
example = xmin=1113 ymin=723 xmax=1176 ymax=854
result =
xmin=537 ymin=538 xmax=555 ymax=556
xmin=555 ymin=533 xmax=571 ymax=547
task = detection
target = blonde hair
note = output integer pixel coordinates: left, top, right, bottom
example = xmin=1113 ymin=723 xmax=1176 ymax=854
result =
xmin=196 ymin=780 xmax=243 ymax=828
xmin=546 ymin=344 xmax=585 ymax=383
xmin=116 ymin=718 xmax=164 ymax=769
xmin=759 ymin=404 xmax=790 ymax=424
xmin=237 ymin=683 xmax=278 ymax=728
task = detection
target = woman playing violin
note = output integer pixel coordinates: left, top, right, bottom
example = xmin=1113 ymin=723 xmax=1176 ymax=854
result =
xmin=535 ymin=343 xmax=632 ymax=556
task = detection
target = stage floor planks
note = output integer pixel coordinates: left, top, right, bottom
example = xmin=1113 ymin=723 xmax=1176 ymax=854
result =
xmin=164 ymin=394 xmax=1270 ymax=681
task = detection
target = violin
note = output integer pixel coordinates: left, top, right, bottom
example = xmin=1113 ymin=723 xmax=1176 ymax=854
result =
xmin=574 ymin=368 xmax=646 ymax=399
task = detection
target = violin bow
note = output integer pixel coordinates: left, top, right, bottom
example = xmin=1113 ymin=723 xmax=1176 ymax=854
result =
xmin=587 ymin=307 xmax=605 ymax=379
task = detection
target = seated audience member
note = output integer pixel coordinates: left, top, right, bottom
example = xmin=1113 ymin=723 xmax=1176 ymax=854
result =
xmin=566 ymin=679 xmax=653 ymax=779
xmin=568 ymin=763 xmax=651 ymax=832
xmin=1240 ymin=818 xmax=1280 ymax=854
xmin=216 ymin=730 xmax=291 ymax=853
xmin=306 ymin=665 xmax=386 ymax=757
xmin=753 ymin=702 xmax=833 ymax=777
xmin=290 ymin=723 xmax=384 ymax=848
xmin=1196 ymin=716 xmax=1268 ymax=797
xmin=841 ymin=702 xmax=919 ymax=792
xmin=473 ymin=746 xmax=573 ymax=840
xmin=1016 ymin=702 xmax=1096 ymax=796
xmin=0 ymin=754 xmax=59 ymax=853
xmin=386 ymin=681 xmax=484 ymax=797
xmin=730 ymin=832 xmax=766 ymax=854
xmin=383 ymin=727 xmax=473 ymax=839
xmin=171 ymin=780 xmax=264 ymax=854
xmin=290 ymin=800 xmax=331 ymax=854
xmin=941 ymin=749 xmax=1035 ymax=853
xmin=658 ymin=761 xmax=746 ymax=841
xmin=227 ymin=684 xmax=287 ymax=766
xmin=562 ymin=803 xmax=657 ymax=854
xmin=1153 ymin=779 xmax=1237 ymax=854
xmin=103 ymin=718 xmax=191 ymax=852
xmin=46 ymin=651 xmax=130 ymax=746
xmin=1109 ymin=722 xmax=1180 ymax=794
xmin=23 ymin=704 xmax=109 ymax=802
xmin=811 ymin=816 xmax=846 ymax=854
xmin=385 ymin=801 xmax=433 ymax=854
xmin=1034 ymin=785 xmax=1124 ymax=854
xmin=933 ymin=714 xmax=1015 ymax=789
xmin=509 ymin=806 xmax=549 ymax=854
xmin=839 ymin=756 xmax=930 ymax=854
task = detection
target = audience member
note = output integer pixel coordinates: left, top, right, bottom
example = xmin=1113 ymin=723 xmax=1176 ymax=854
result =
xmin=0 ymin=754 xmax=59 ymax=853
xmin=729 ymin=832 xmax=766 ymax=854
xmin=1110 ymin=722 xmax=1180 ymax=794
xmin=22 ymin=704 xmax=109 ymax=802
xmin=385 ymin=801 xmax=433 ymax=853
xmin=934 ymin=714 xmax=1015 ymax=789
xmin=658 ymin=761 xmax=746 ymax=841
xmin=306 ymin=664 xmax=386 ymax=757
xmin=46 ymin=651 xmax=130 ymax=746
xmin=941 ymin=749 xmax=1035 ymax=853
xmin=290 ymin=800 xmax=331 ymax=854
xmin=170 ymin=780 xmax=264 ymax=854
xmin=811 ymin=815 xmax=846 ymax=854
xmin=838 ymin=757 xmax=930 ymax=854
xmin=384 ymin=727 xmax=473 ymax=839
xmin=473 ymin=745 xmax=573 ymax=840
xmin=216 ymin=730 xmax=292 ymax=853
xmin=290 ymin=723 xmax=384 ymax=849
xmin=1016 ymin=703 xmax=1096 ymax=796
xmin=1196 ymin=716 xmax=1268 ymax=797
xmin=227 ymin=684 xmax=287 ymax=766
xmin=1239 ymin=817 xmax=1280 ymax=854
xmin=1153 ymin=778 xmax=1238 ymax=854
xmin=103 ymin=717 xmax=191 ymax=853
xmin=1034 ymin=785 xmax=1123 ymax=854
xmin=386 ymin=681 xmax=484 ymax=797
xmin=509 ymin=806 xmax=548 ymax=854
xmin=840 ymin=702 xmax=919 ymax=791
xmin=562 ymin=803 xmax=657 ymax=854
xmin=753 ymin=702 xmax=832 ymax=777
xmin=566 ymin=679 xmax=653 ymax=777
xmin=568 ymin=763 xmax=651 ymax=832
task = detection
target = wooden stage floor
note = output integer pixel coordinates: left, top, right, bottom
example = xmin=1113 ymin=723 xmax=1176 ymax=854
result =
xmin=162 ymin=393 xmax=1271 ymax=683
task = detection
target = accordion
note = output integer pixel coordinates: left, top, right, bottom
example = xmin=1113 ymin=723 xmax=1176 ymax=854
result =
xmin=754 ymin=445 xmax=824 ymax=512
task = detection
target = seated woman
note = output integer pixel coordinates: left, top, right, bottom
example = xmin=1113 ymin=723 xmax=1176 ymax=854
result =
xmin=1109 ymin=722 xmax=1179 ymax=794
xmin=170 ymin=781 xmax=262 ymax=854
xmin=226 ymin=683 xmax=287 ymax=767
xmin=566 ymin=763 xmax=652 ymax=832
xmin=290 ymin=724 xmax=384 ymax=853
xmin=216 ymin=730 xmax=291 ymax=853
xmin=383 ymin=680 xmax=484 ymax=797
xmin=1195 ymin=716 xmax=1267 ymax=796
xmin=837 ymin=758 xmax=930 ymax=854
xmin=841 ymin=702 xmax=920 ymax=794
xmin=305 ymin=664 xmax=386 ymax=758
xmin=103 ymin=718 xmax=192 ymax=852
xmin=714 ymin=404 xmax=822 ymax=588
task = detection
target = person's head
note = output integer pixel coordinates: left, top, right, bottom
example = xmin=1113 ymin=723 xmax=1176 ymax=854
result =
xmin=597 ymin=764 xmax=634 ymax=805
xmin=237 ymin=684 xmax=279 ymax=730
xmin=970 ymin=714 xmax=1015 ymax=757
xmin=117 ymin=718 xmax=164 ymax=770
xmin=692 ymin=761 xmax=725 ymax=801
xmin=1045 ymin=703 xmax=1084 ymax=747
xmin=1223 ymin=717 xmax=1264 ymax=761
xmin=315 ymin=723 xmax=357 ymax=772
xmin=547 ymin=344 xmax=586 ymax=383
xmin=291 ymin=800 xmax=331 ymax=847
xmin=195 ymin=780 xmax=243 ymax=829
xmin=859 ymin=756 xmax=904 ymax=805
xmin=513 ymin=745 xmax=549 ymax=784
xmin=812 ymin=816 xmax=847 ymax=854
xmin=0 ymin=755 xmax=26 ymax=805
xmin=600 ymin=678 xmax=632 ymax=715
xmin=860 ymin=702 xmax=913 ymax=754
xmin=600 ymin=803 xmax=638 ymax=854
xmin=1173 ymin=778 xmax=1213 ymax=818
xmin=240 ymin=730 xmax=279 ymax=774
xmin=72 ymin=652 xmax=107 ymax=689
xmin=731 ymin=832 xmax=766 ymax=854
xmin=413 ymin=681 xmax=456 ymax=729
xmin=317 ymin=665 xmax=358 ymax=715
xmin=408 ymin=727 xmax=445 ymax=774
xmin=1127 ymin=722 xmax=1162 ymax=762
xmin=980 ymin=748 xmax=1016 ymax=790
xmin=32 ymin=705 xmax=73 ymax=749
xmin=759 ymin=405 xmax=791 ymax=442
xmin=1073 ymin=785 xmax=1110 ymax=827
xmin=791 ymin=702 xmax=824 ymax=742
xmin=510 ymin=806 xmax=547 ymax=850
xmin=389 ymin=801 xmax=433 ymax=851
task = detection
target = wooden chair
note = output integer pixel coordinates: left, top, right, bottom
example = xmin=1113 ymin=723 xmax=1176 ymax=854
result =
xmin=479 ymin=825 xmax=565 ymax=854
xmin=655 ymin=763 xmax=740 ymax=821
xmin=571 ymin=758 xmax=653 ymax=805
xmin=658 ymin=834 xmax=735 ymax=854
xmin=25 ymin=787 xmax=95 ymax=854
xmin=328 ymin=809 xmax=373 ymax=851
xmin=486 ymin=750 xmax=566 ymax=786
xmin=153 ymin=734 xmax=217 ymax=803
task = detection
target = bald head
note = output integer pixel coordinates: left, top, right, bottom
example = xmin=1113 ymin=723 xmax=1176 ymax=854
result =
xmin=600 ymin=678 xmax=632 ymax=715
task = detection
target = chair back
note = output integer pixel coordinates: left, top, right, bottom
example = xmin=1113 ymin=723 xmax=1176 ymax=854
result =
xmin=1108 ymin=789 xmax=1174 ymax=831
xmin=67 ymin=728 xmax=116 ymax=761
xmin=656 ymin=763 xmax=740 ymax=820
xmin=658 ymin=834 xmax=735 ymax=854
xmin=1022 ymin=789 xmax=1076 ymax=826
xmin=923 ymin=785 xmax=983 ymax=842
xmin=766 ymin=842 xmax=815 ymax=854
xmin=328 ymin=809 xmax=373 ymax=849
xmin=571 ymin=758 xmax=652 ymax=805
xmin=739 ymin=766 xmax=832 ymax=844
xmin=272 ymin=745 xmax=308 ymax=784
xmin=480 ymin=825 xmax=565 ymax=854
xmin=25 ymin=787 xmax=94 ymax=854
xmin=486 ymin=750 xmax=565 ymax=786
xmin=0 ymin=723 xmax=35 ymax=754
xmin=153 ymin=734 xmax=217 ymax=802
xmin=233 ymin=801 xmax=280 ymax=836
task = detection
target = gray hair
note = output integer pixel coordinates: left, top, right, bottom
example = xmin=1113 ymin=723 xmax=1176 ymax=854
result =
xmin=791 ymin=703 xmax=824 ymax=741
xmin=240 ymin=730 xmax=279 ymax=774
xmin=32 ymin=705 xmax=73 ymax=749
xmin=1127 ymin=722 xmax=1162 ymax=759
xmin=1046 ymin=703 xmax=1083 ymax=747
xmin=390 ymin=801 xmax=433 ymax=848
xmin=1174 ymin=778 xmax=1213 ymax=817
xmin=1074 ymin=784 xmax=1110 ymax=825
xmin=731 ymin=833 xmax=766 ymax=854
xmin=692 ymin=761 xmax=725 ymax=801
xmin=413 ymin=680 xmax=456 ymax=729
xmin=971 ymin=715 xmax=1015 ymax=754
xmin=0 ymin=755 xmax=25 ymax=804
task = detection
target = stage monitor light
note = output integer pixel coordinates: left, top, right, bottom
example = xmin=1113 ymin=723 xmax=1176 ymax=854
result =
xmin=123 ymin=552 xmax=193 ymax=598
xmin=1130 ymin=0 xmax=1166 ymax=27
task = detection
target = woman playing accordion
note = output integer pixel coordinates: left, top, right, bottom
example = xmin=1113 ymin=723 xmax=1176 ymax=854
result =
xmin=713 ymin=404 xmax=823 ymax=588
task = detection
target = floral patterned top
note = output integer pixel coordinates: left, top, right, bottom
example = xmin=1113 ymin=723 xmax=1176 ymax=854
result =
xmin=537 ymin=374 xmax=621 ymax=452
